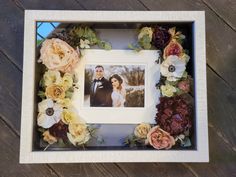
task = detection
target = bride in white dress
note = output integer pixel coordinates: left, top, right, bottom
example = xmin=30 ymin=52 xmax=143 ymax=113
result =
xmin=109 ymin=74 xmax=126 ymax=107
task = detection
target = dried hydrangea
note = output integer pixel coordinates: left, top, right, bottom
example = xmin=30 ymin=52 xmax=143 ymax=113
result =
xmin=156 ymin=95 xmax=192 ymax=136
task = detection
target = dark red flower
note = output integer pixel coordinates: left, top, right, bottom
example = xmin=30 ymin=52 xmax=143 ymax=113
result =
xmin=152 ymin=26 xmax=171 ymax=49
xmin=49 ymin=121 xmax=69 ymax=141
xmin=155 ymin=95 xmax=192 ymax=136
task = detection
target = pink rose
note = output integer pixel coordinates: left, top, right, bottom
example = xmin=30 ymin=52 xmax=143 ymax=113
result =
xmin=147 ymin=126 xmax=175 ymax=150
xmin=39 ymin=38 xmax=80 ymax=73
xmin=178 ymin=80 xmax=190 ymax=93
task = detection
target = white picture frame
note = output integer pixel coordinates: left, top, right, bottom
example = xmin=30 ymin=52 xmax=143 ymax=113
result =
xmin=20 ymin=10 xmax=208 ymax=163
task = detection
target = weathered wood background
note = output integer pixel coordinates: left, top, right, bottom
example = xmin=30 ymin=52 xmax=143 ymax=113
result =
xmin=0 ymin=0 xmax=236 ymax=176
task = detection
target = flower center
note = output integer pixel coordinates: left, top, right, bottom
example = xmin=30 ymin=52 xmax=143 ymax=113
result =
xmin=46 ymin=108 xmax=54 ymax=116
xmin=168 ymin=65 xmax=176 ymax=72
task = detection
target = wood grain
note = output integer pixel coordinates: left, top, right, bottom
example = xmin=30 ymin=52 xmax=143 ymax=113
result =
xmin=0 ymin=118 xmax=58 ymax=177
xmin=202 ymin=0 xmax=236 ymax=30
xmin=0 ymin=0 xmax=24 ymax=69
xmin=18 ymin=0 xmax=83 ymax=10
xmin=76 ymin=0 xmax=146 ymax=10
xmin=207 ymin=67 xmax=236 ymax=148
xmin=0 ymin=51 xmax=22 ymax=132
xmin=140 ymin=0 xmax=236 ymax=89
xmin=117 ymin=163 xmax=196 ymax=177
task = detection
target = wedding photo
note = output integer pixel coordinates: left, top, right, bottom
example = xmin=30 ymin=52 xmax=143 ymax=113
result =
xmin=84 ymin=64 xmax=145 ymax=107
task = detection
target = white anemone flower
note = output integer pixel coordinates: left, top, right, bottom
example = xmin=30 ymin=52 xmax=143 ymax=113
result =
xmin=37 ymin=99 xmax=63 ymax=128
xmin=160 ymin=55 xmax=186 ymax=81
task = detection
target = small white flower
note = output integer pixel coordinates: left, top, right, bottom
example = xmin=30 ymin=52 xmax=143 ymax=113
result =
xmin=37 ymin=99 xmax=63 ymax=128
xmin=161 ymin=55 xmax=186 ymax=81
xmin=79 ymin=39 xmax=90 ymax=49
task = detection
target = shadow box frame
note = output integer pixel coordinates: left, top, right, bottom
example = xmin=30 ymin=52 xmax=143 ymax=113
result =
xmin=20 ymin=10 xmax=208 ymax=163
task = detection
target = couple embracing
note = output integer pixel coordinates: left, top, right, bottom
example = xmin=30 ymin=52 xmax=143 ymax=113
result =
xmin=90 ymin=65 xmax=126 ymax=107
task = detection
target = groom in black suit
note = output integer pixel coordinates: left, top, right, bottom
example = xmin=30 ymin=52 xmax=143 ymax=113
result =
xmin=90 ymin=65 xmax=113 ymax=107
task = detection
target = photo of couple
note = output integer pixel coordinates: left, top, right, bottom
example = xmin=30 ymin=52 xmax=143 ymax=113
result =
xmin=84 ymin=65 xmax=145 ymax=107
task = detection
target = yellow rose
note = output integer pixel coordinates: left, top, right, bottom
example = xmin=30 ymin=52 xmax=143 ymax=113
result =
xmin=43 ymin=130 xmax=57 ymax=144
xmin=39 ymin=38 xmax=80 ymax=73
xmin=134 ymin=123 xmax=151 ymax=139
xmin=45 ymin=84 xmax=65 ymax=100
xmin=62 ymin=73 xmax=73 ymax=90
xmin=67 ymin=123 xmax=90 ymax=146
xmin=160 ymin=84 xmax=176 ymax=97
xmin=138 ymin=27 xmax=153 ymax=40
xmin=62 ymin=108 xmax=78 ymax=124
xmin=56 ymin=98 xmax=72 ymax=108
xmin=43 ymin=70 xmax=62 ymax=87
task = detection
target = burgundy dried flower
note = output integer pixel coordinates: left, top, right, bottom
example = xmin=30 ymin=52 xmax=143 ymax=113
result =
xmin=49 ymin=121 xmax=69 ymax=141
xmin=156 ymin=95 xmax=192 ymax=136
xmin=152 ymin=26 xmax=171 ymax=49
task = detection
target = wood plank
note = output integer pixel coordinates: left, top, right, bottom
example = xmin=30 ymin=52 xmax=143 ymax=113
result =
xmin=207 ymin=67 xmax=236 ymax=148
xmin=76 ymin=0 xmax=146 ymax=10
xmin=0 ymin=51 xmax=22 ymax=132
xmin=50 ymin=163 xmax=127 ymax=177
xmin=0 ymin=118 xmax=59 ymax=177
xmin=18 ymin=0 xmax=83 ymax=10
xmin=117 ymin=163 xmax=195 ymax=177
xmin=202 ymin=0 xmax=236 ymax=30
xmin=140 ymin=0 xmax=236 ymax=89
xmin=0 ymin=0 xmax=24 ymax=69
xmin=184 ymin=127 xmax=236 ymax=177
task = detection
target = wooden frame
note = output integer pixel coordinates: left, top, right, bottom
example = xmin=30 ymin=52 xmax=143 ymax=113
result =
xmin=20 ymin=10 xmax=208 ymax=163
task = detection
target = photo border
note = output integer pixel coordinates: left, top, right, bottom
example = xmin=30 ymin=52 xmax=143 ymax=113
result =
xmin=20 ymin=10 xmax=208 ymax=163
xmin=73 ymin=49 xmax=159 ymax=124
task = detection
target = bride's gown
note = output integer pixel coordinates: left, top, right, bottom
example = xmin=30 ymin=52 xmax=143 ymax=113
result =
xmin=111 ymin=90 xmax=125 ymax=107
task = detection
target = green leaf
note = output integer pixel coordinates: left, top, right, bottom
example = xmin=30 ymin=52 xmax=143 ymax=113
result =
xmin=38 ymin=91 xmax=46 ymax=99
xmin=38 ymin=127 xmax=46 ymax=133
xmin=65 ymin=90 xmax=73 ymax=99
xmin=180 ymin=137 xmax=192 ymax=147
xmin=58 ymin=138 xmax=66 ymax=147
xmin=138 ymin=34 xmax=152 ymax=50
xmin=128 ymin=43 xmax=142 ymax=52
xmin=39 ymin=78 xmax=45 ymax=88
xmin=97 ymin=40 xmax=112 ymax=50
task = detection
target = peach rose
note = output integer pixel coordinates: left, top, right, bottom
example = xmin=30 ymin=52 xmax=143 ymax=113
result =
xmin=163 ymin=40 xmax=183 ymax=59
xmin=45 ymin=84 xmax=65 ymax=100
xmin=39 ymin=38 xmax=79 ymax=73
xmin=43 ymin=130 xmax=57 ymax=144
xmin=146 ymin=126 xmax=175 ymax=150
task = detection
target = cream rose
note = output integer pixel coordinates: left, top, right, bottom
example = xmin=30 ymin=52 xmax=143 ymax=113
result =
xmin=61 ymin=108 xmax=79 ymax=124
xmin=43 ymin=130 xmax=57 ymax=144
xmin=67 ymin=123 xmax=90 ymax=146
xmin=134 ymin=123 xmax=151 ymax=139
xmin=43 ymin=70 xmax=62 ymax=87
xmin=45 ymin=84 xmax=65 ymax=100
xmin=146 ymin=126 xmax=175 ymax=150
xmin=39 ymin=38 xmax=80 ymax=73
xmin=160 ymin=84 xmax=176 ymax=97
xmin=62 ymin=73 xmax=73 ymax=90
